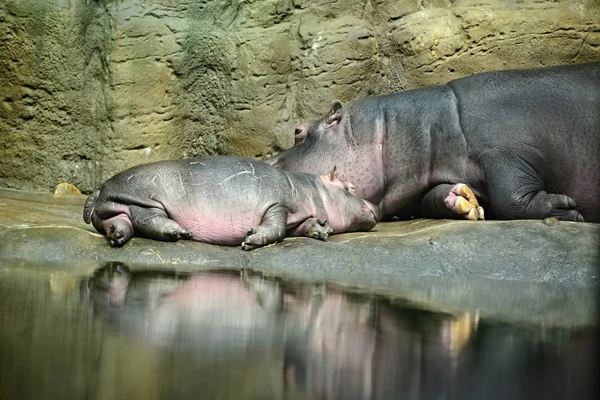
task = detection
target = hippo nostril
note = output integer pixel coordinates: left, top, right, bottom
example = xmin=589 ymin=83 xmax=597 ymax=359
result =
xmin=294 ymin=128 xmax=302 ymax=136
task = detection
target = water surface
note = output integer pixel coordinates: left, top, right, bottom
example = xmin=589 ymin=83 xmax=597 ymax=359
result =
xmin=0 ymin=259 xmax=597 ymax=400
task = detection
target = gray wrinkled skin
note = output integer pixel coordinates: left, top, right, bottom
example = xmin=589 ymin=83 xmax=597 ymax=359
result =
xmin=83 ymin=156 xmax=380 ymax=250
xmin=267 ymin=62 xmax=600 ymax=222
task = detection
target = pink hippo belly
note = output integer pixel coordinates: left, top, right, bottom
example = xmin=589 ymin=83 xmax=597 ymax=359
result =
xmin=167 ymin=205 xmax=265 ymax=246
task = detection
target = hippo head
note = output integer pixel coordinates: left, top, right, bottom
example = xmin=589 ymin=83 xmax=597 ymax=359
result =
xmin=318 ymin=167 xmax=381 ymax=233
xmin=267 ymin=100 xmax=384 ymax=206
xmin=83 ymin=262 xmax=132 ymax=307
xmin=268 ymin=101 xmax=345 ymax=172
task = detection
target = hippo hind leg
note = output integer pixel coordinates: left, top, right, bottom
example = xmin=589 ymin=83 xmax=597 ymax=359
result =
xmin=481 ymin=150 xmax=584 ymax=221
xmin=91 ymin=202 xmax=192 ymax=247
xmin=91 ymin=201 xmax=135 ymax=247
xmin=103 ymin=216 xmax=134 ymax=247
xmin=128 ymin=205 xmax=193 ymax=242
xmin=242 ymin=204 xmax=289 ymax=251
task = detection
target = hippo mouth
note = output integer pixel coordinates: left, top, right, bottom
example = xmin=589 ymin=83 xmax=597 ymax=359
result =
xmin=363 ymin=200 xmax=382 ymax=223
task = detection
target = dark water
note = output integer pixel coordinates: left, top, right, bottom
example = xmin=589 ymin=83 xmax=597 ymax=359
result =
xmin=0 ymin=259 xmax=597 ymax=400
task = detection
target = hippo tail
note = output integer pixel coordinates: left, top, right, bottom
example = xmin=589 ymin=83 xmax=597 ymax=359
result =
xmin=83 ymin=190 xmax=100 ymax=224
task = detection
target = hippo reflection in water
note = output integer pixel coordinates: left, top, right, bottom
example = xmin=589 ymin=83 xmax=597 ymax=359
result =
xmin=82 ymin=263 xmax=598 ymax=400
xmin=82 ymin=263 xmax=283 ymax=354
xmin=83 ymin=156 xmax=380 ymax=250
xmin=268 ymin=62 xmax=600 ymax=222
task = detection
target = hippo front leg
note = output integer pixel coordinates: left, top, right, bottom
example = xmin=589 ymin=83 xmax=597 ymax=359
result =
xmin=128 ymin=205 xmax=193 ymax=242
xmin=288 ymin=218 xmax=334 ymax=241
xmin=421 ymin=184 xmax=485 ymax=220
xmin=242 ymin=204 xmax=289 ymax=251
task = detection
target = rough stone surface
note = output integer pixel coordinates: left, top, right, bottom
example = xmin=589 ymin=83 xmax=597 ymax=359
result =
xmin=1 ymin=0 xmax=599 ymax=192
xmin=0 ymin=188 xmax=598 ymax=326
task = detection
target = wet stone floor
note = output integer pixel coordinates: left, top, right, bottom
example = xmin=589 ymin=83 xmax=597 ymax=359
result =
xmin=0 ymin=189 xmax=599 ymax=399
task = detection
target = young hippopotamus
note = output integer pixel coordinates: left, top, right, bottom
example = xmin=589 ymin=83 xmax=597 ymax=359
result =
xmin=83 ymin=156 xmax=380 ymax=250
xmin=267 ymin=62 xmax=600 ymax=222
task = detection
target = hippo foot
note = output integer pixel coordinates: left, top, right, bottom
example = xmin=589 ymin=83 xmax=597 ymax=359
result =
xmin=107 ymin=222 xmax=132 ymax=247
xmin=178 ymin=229 xmax=194 ymax=240
xmin=543 ymin=193 xmax=584 ymax=222
xmin=242 ymin=226 xmax=276 ymax=251
xmin=305 ymin=218 xmax=334 ymax=241
xmin=445 ymin=184 xmax=485 ymax=220
xmin=156 ymin=221 xmax=194 ymax=242
xmin=162 ymin=227 xmax=193 ymax=241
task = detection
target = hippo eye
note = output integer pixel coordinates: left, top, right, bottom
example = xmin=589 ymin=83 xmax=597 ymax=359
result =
xmin=294 ymin=128 xmax=307 ymax=145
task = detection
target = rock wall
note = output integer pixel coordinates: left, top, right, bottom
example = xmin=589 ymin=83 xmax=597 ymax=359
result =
xmin=1 ymin=0 xmax=599 ymax=192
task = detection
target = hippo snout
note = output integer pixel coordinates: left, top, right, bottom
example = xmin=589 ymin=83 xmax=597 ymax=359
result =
xmin=363 ymin=200 xmax=382 ymax=225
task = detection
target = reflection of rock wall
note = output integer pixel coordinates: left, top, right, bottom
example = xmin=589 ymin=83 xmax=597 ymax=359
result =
xmin=1 ymin=0 xmax=599 ymax=192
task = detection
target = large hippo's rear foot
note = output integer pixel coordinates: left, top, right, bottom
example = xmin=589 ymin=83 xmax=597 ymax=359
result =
xmin=420 ymin=183 xmax=485 ymax=220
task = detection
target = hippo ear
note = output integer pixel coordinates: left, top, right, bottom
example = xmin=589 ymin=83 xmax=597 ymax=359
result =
xmin=324 ymin=101 xmax=343 ymax=127
xmin=328 ymin=166 xmax=338 ymax=181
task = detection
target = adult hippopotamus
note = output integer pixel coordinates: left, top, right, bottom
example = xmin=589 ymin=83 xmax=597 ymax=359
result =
xmin=267 ymin=62 xmax=600 ymax=222
xmin=83 ymin=156 xmax=380 ymax=250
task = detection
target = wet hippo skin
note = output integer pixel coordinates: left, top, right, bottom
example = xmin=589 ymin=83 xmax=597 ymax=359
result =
xmin=268 ymin=62 xmax=600 ymax=222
